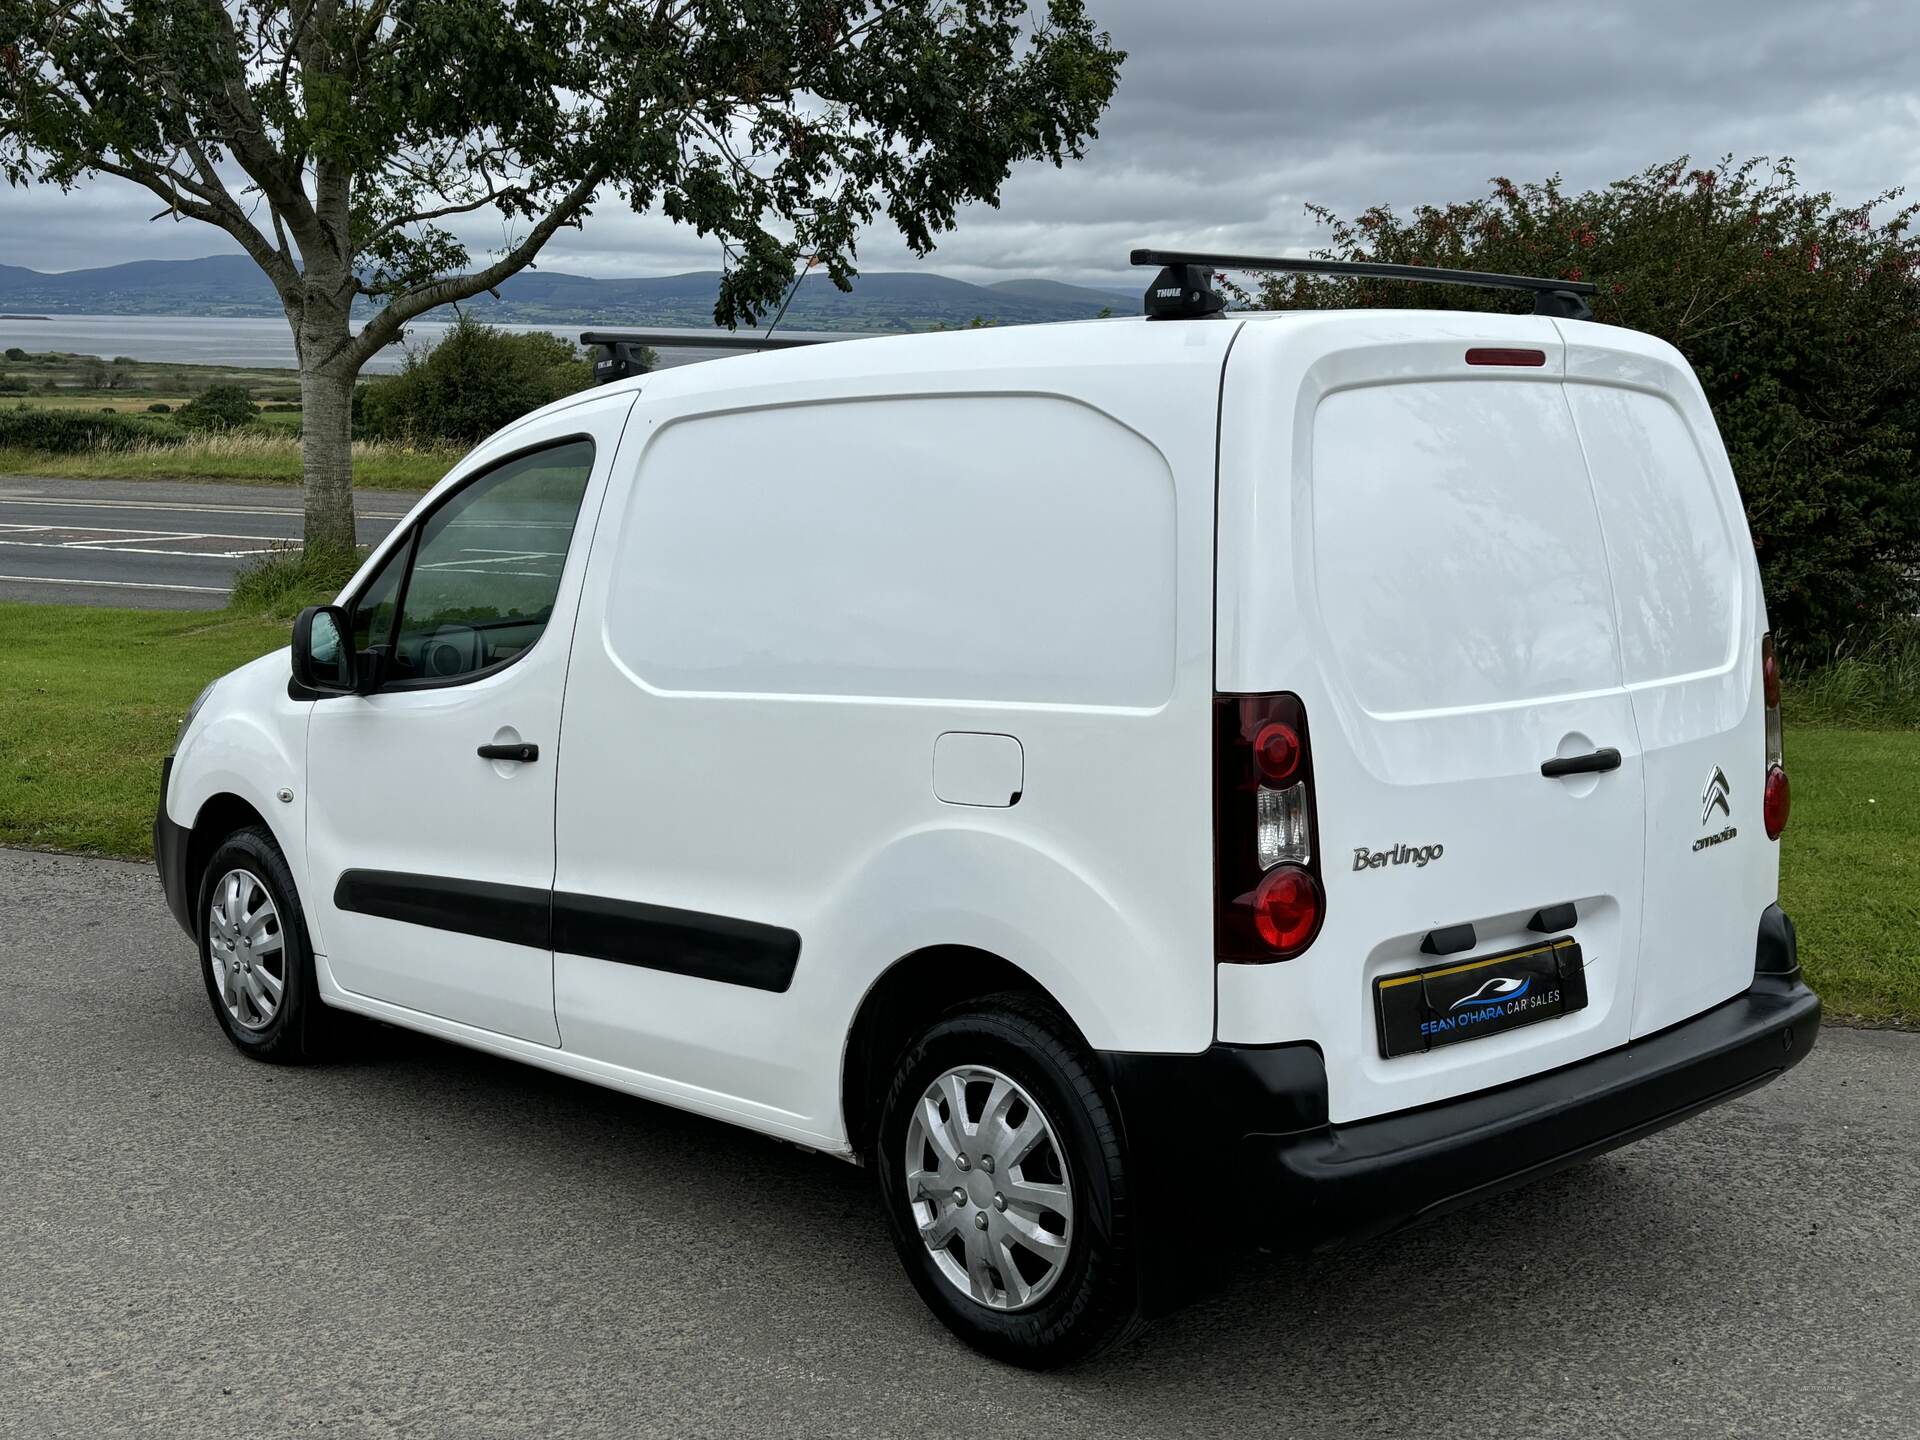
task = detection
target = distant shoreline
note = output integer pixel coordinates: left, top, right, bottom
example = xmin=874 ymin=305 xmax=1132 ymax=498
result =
xmin=0 ymin=314 xmax=53 ymax=320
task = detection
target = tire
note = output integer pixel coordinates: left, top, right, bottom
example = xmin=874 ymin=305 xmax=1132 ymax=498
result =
xmin=195 ymin=825 xmax=336 ymax=1063
xmin=874 ymin=992 xmax=1146 ymax=1368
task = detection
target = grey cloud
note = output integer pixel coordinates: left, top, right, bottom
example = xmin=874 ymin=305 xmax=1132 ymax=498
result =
xmin=3 ymin=0 xmax=1915 ymax=292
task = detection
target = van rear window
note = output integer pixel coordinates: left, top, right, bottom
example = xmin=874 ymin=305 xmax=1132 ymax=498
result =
xmin=1564 ymin=385 xmax=1739 ymax=686
xmin=1310 ymin=380 xmax=1622 ymax=717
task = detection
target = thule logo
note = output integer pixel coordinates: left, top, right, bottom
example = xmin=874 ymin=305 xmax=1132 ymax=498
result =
xmin=1702 ymin=765 xmax=1732 ymax=825
xmin=1155 ymin=286 xmax=1183 ymax=299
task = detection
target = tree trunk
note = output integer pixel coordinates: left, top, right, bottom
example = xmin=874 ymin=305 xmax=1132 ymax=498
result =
xmin=299 ymin=358 xmax=358 ymax=553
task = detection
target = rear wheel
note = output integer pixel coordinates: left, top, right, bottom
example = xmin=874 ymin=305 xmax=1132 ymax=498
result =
xmin=196 ymin=826 xmax=335 ymax=1063
xmin=874 ymin=993 xmax=1145 ymax=1368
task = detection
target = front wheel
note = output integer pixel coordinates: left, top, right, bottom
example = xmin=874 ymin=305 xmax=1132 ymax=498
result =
xmin=874 ymin=993 xmax=1145 ymax=1368
xmin=196 ymin=826 xmax=335 ymax=1063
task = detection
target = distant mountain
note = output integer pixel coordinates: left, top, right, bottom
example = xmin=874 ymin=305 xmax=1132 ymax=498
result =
xmin=988 ymin=278 xmax=1132 ymax=308
xmin=0 ymin=255 xmax=1138 ymax=332
xmin=0 ymin=255 xmax=279 ymax=315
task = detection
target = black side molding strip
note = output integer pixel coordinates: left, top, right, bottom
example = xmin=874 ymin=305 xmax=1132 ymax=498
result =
xmin=331 ymin=870 xmax=799 ymax=993
xmin=553 ymin=893 xmax=800 ymax=993
xmin=334 ymin=869 xmax=552 ymax=950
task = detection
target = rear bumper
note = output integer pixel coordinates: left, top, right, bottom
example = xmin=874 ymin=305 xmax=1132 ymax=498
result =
xmin=1101 ymin=905 xmax=1819 ymax=1313
xmin=154 ymin=757 xmax=195 ymax=939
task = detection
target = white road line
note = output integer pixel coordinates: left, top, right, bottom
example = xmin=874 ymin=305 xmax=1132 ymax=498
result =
xmin=2 ymin=519 xmax=292 ymax=541
xmin=0 ymin=539 xmax=272 ymax=559
xmin=62 ymin=531 xmax=205 ymax=548
xmin=0 ymin=496 xmax=410 ymax=520
xmin=0 ymin=573 xmax=230 ymax=594
xmin=418 ymin=551 xmax=548 ymax=568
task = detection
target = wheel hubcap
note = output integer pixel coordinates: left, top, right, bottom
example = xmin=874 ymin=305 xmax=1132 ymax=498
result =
xmin=903 ymin=1064 xmax=1074 ymax=1312
xmin=206 ymin=869 xmax=286 ymax=1032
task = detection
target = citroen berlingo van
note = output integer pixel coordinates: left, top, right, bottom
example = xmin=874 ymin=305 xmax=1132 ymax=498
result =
xmin=155 ymin=253 xmax=1820 ymax=1367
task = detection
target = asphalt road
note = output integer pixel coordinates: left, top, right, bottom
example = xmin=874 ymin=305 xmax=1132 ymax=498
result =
xmin=0 ymin=477 xmax=418 ymax=609
xmin=2 ymin=847 xmax=1915 ymax=1439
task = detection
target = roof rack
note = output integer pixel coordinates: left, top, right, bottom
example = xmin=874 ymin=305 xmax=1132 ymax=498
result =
xmin=579 ymin=329 xmax=849 ymax=386
xmin=1128 ymin=248 xmax=1599 ymax=323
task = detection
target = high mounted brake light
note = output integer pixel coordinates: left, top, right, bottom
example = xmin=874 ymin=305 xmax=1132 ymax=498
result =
xmin=1131 ymin=248 xmax=1600 ymax=322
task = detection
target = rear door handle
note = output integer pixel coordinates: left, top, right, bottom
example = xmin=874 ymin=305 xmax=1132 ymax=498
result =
xmin=477 ymin=742 xmax=539 ymax=763
xmin=1541 ymin=747 xmax=1621 ymax=778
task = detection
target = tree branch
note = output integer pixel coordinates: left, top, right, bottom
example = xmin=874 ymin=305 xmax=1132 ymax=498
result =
xmin=342 ymin=166 xmax=608 ymax=370
xmin=90 ymin=154 xmax=298 ymax=296
xmin=189 ymin=0 xmax=327 ymax=248
xmin=366 ymin=181 xmax=529 ymax=245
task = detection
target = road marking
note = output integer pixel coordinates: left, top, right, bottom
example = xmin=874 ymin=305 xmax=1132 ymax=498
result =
xmin=0 ymin=538 xmax=289 ymax=559
xmin=0 ymin=573 xmax=230 ymax=594
xmin=5 ymin=519 xmax=295 ymax=540
xmin=61 ymin=531 xmax=206 ymax=548
xmin=0 ymin=496 xmax=410 ymax=520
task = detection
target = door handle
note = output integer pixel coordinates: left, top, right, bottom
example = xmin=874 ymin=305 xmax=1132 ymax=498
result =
xmin=477 ymin=742 xmax=539 ymax=763
xmin=1541 ymin=747 xmax=1621 ymax=778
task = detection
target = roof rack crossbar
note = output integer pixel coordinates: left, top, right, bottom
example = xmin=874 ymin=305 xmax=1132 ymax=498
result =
xmin=579 ymin=328 xmax=842 ymax=385
xmin=1129 ymin=248 xmax=1597 ymax=321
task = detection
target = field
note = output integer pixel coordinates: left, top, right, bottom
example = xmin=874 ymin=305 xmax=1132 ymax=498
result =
xmin=0 ymin=347 xmax=464 ymax=487
xmin=0 ymin=347 xmax=302 ymax=400
xmin=0 ymin=432 xmax=458 ymax=488
xmin=0 ymin=592 xmax=1911 ymax=1025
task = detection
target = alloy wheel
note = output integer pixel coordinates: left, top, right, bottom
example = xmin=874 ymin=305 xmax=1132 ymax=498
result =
xmin=903 ymin=1064 xmax=1074 ymax=1312
xmin=206 ymin=868 xmax=287 ymax=1032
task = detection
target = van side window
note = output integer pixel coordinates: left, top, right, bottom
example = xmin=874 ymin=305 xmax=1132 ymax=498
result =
xmin=386 ymin=439 xmax=595 ymax=685
xmin=350 ymin=539 xmax=406 ymax=656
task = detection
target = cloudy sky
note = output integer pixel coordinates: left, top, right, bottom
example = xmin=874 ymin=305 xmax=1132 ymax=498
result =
xmin=3 ymin=0 xmax=1917 ymax=290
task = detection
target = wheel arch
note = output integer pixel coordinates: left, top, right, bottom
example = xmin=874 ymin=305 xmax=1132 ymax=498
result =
xmin=839 ymin=945 xmax=1091 ymax=1161
xmin=184 ymin=792 xmax=278 ymax=927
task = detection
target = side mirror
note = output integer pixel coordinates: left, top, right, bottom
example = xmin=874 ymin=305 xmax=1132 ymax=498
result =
xmin=291 ymin=605 xmax=358 ymax=695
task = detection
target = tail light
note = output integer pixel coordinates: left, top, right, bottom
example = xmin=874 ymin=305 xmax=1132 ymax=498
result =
xmin=1762 ymin=633 xmax=1790 ymax=840
xmin=1216 ymin=694 xmax=1324 ymax=960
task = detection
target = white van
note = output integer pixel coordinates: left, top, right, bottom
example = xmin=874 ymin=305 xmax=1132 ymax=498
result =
xmin=156 ymin=256 xmax=1819 ymax=1367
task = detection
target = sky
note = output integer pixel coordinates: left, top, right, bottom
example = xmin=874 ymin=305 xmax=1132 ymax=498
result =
xmin=3 ymin=0 xmax=1917 ymax=290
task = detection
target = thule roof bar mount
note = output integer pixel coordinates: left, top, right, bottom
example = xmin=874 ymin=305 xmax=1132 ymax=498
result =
xmin=580 ymin=329 xmax=841 ymax=386
xmin=1130 ymin=248 xmax=1599 ymax=323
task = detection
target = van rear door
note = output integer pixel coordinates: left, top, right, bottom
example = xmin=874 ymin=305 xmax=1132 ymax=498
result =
xmin=1215 ymin=314 xmax=1649 ymax=1123
xmin=1559 ymin=325 xmax=1772 ymax=1036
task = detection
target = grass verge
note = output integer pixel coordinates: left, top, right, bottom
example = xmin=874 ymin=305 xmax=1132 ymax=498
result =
xmin=0 ymin=433 xmax=460 ymax=489
xmin=1786 ymin=625 xmax=1920 ymax=730
xmin=0 ymin=604 xmax=295 ymax=856
xmin=0 ymin=596 xmax=1913 ymax=1026
xmin=1775 ymin=728 xmax=1920 ymax=1026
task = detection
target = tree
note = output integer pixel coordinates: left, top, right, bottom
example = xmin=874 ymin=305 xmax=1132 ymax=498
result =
xmin=1236 ymin=157 xmax=1920 ymax=657
xmin=176 ymin=382 xmax=259 ymax=429
xmin=1 ymin=1 xmax=1123 ymax=549
xmin=360 ymin=315 xmax=596 ymax=443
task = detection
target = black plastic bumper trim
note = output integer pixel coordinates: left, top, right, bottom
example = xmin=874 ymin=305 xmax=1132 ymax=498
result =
xmin=1258 ymin=971 xmax=1819 ymax=1246
xmin=1100 ymin=913 xmax=1819 ymax=1315
xmin=154 ymin=757 xmax=195 ymax=940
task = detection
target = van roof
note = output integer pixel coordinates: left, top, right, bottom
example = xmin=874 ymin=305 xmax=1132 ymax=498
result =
xmin=509 ymin=304 xmax=1642 ymax=440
